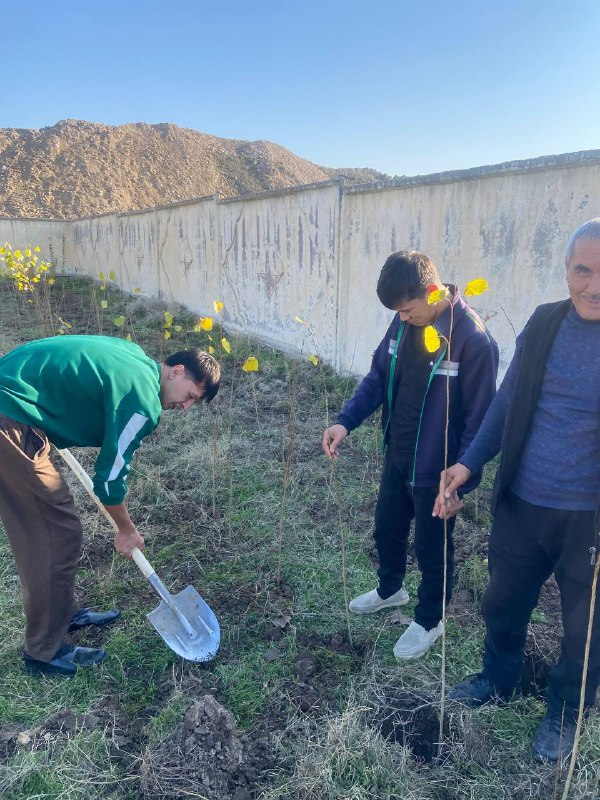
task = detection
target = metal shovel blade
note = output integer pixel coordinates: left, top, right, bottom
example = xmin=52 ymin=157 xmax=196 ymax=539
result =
xmin=146 ymin=585 xmax=221 ymax=662
xmin=54 ymin=449 xmax=221 ymax=663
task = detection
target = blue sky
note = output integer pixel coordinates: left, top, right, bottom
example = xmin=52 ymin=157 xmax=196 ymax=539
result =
xmin=2 ymin=0 xmax=599 ymax=176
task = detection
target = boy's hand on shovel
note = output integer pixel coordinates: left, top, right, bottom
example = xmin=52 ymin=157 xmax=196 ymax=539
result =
xmin=114 ymin=525 xmax=145 ymax=558
xmin=101 ymin=501 xmax=145 ymax=558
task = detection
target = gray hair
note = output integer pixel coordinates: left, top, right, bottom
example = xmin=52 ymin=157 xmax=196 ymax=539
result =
xmin=565 ymin=218 xmax=600 ymax=263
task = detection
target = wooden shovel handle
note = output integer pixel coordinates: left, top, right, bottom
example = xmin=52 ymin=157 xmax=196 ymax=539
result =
xmin=131 ymin=547 xmax=154 ymax=578
xmin=56 ymin=447 xmax=155 ymax=578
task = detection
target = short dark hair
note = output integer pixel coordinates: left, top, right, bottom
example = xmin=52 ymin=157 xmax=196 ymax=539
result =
xmin=376 ymin=250 xmax=440 ymax=309
xmin=164 ymin=349 xmax=221 ymax=403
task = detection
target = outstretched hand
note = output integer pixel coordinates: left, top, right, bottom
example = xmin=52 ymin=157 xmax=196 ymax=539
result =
xmin=321 ymin=423 xmax=349 ymax=460
xmin=432 ymin=463 xmax=472 ymax=519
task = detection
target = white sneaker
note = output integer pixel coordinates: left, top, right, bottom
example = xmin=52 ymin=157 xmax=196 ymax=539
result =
xmin=348 ymin=586 xmax=409 ymax=615
xmin=393 ymin=621 xmax=443 ymax=660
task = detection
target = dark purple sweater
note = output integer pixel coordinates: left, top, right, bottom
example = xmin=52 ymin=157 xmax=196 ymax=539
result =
xmin=461 ymin=305 xmax=600 ymax=510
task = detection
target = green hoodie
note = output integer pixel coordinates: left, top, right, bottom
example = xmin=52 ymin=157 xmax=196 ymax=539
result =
xmin=0 ymin=335 xmax=162 ymax=504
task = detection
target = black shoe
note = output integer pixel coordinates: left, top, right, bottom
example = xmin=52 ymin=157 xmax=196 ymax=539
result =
xmin=24 ymin=644 xmax=107 ymax=677
xmin=447 ymin=673 xmax=521 ymax=707
xmin=532 ymin=712 xmax=577 ymax=763
xmin=68 ymin=607 xmax=121 ymax=632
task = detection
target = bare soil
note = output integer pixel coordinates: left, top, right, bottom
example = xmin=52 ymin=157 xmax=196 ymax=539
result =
xmin=0 ymin=119 xmax=388 ymax=219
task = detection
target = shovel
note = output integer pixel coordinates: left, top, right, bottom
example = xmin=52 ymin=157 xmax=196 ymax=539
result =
xmin=56 ymin=448 xmax=220 ymax=662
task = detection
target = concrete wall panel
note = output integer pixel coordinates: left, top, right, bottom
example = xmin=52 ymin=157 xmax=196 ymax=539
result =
xmin=116 ymin=211 xmax=160 ymax=298
xmin=72 ymin=215 xmax=120 ymax=284
xmin=153 ymin=200 xmax=221 ymax=314
xmin=218 ymin=184 xmax=340 ymax=362
xmin=0 ymin=218 xmax=72 ymax=272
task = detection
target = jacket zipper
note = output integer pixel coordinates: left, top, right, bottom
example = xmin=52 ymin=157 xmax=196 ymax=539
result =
xmin=411 ymin=343 xmax=448 ymax=486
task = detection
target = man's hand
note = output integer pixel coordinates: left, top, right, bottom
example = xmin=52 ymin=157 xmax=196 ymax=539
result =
xmin=433 ymin=491 xmax=464 ymax=519
xmin=321 ymin=423 xmax=349 ymax=459
xmin=103 ymin=501 xmax=145 ymax=558
xmin=432 ymin=463 xmax=472 ymax=519
xmin=114 ymin=526 xmax=145 ymax=558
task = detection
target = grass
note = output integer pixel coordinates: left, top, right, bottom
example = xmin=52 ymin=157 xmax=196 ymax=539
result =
xmin=143 ymin=693 xmax=191 ymax=743
xmin=0 ymin=274 xmax=598 ymax=798
xmin=457 ymin=554 xmax=489 ymax=600
xmin=0 ymin=729 xmax=126 ymax=800
xmin=267 ymin=711 xmax=430 ymax=800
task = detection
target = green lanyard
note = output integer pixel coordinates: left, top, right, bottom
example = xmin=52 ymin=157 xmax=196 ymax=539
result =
xmin=386 ymin=323 xmax=404 ymax=413
xmin=382 ymin=323 xmax=405 ymax=452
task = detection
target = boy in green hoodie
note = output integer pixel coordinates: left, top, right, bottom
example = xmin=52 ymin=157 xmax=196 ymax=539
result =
xmin=0 ymin=335 xmax=220 ymax=676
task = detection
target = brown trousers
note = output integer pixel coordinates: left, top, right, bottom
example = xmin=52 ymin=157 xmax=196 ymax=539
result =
xmin=0 ymin=414 xmax=82 ymax=661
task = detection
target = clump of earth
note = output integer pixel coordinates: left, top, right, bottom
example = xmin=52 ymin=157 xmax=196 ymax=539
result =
xmin=141 ymin=695 xmax=274 ymax=800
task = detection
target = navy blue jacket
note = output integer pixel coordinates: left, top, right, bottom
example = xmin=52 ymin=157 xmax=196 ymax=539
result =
xmin=338 ymin=288 xmax=499 ymax=491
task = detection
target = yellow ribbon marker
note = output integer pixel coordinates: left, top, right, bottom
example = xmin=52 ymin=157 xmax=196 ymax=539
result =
xmin=242 ymin=356 xmax=259 ymax=372
xmin=464 ymin=278 xmax=489 ymax=296
xmin=424 ymin=325 xmax=441 ymax=353
xmin=427 ymin=287 xmax=449 ymax=305
xmin=193 ymin=317 xmax=213 ymax=332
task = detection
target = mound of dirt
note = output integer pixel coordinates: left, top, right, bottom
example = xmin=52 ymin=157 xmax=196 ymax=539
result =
xmin=140 ymin=695 xmax=274 ymax=800
xmin=0 ymin=119 xmax=389 ymax=219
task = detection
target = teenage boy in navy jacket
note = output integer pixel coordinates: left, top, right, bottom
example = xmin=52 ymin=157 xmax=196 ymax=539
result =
xmin=322 ymin=250 xmax=498 ymax=659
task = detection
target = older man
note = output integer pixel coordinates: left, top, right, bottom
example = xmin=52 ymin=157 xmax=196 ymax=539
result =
xmin=0 ymin=335 xmax=220 ymax=677
xmin=435 ymin=218 xmax=600 ymax=763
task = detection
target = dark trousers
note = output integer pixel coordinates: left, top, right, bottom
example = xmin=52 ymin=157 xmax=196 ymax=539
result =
xmin=374 ymin=455 xmax=455 ymax=630
xmin=481 ymin=490 xmax=600 ymax=718
xmin=0 ymin=415 xmax=82 ymax=661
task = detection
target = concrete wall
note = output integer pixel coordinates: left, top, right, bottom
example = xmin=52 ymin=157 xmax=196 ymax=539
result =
xmin=217 ymin=183 xmax=341 ymax=363
xmin=1 ymin=150 xmax=599 ymax=375
xmin=340 ymin=154 xmax=600 ymax=370
xmin=0 ymin=217 xmax=71 ymax=269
